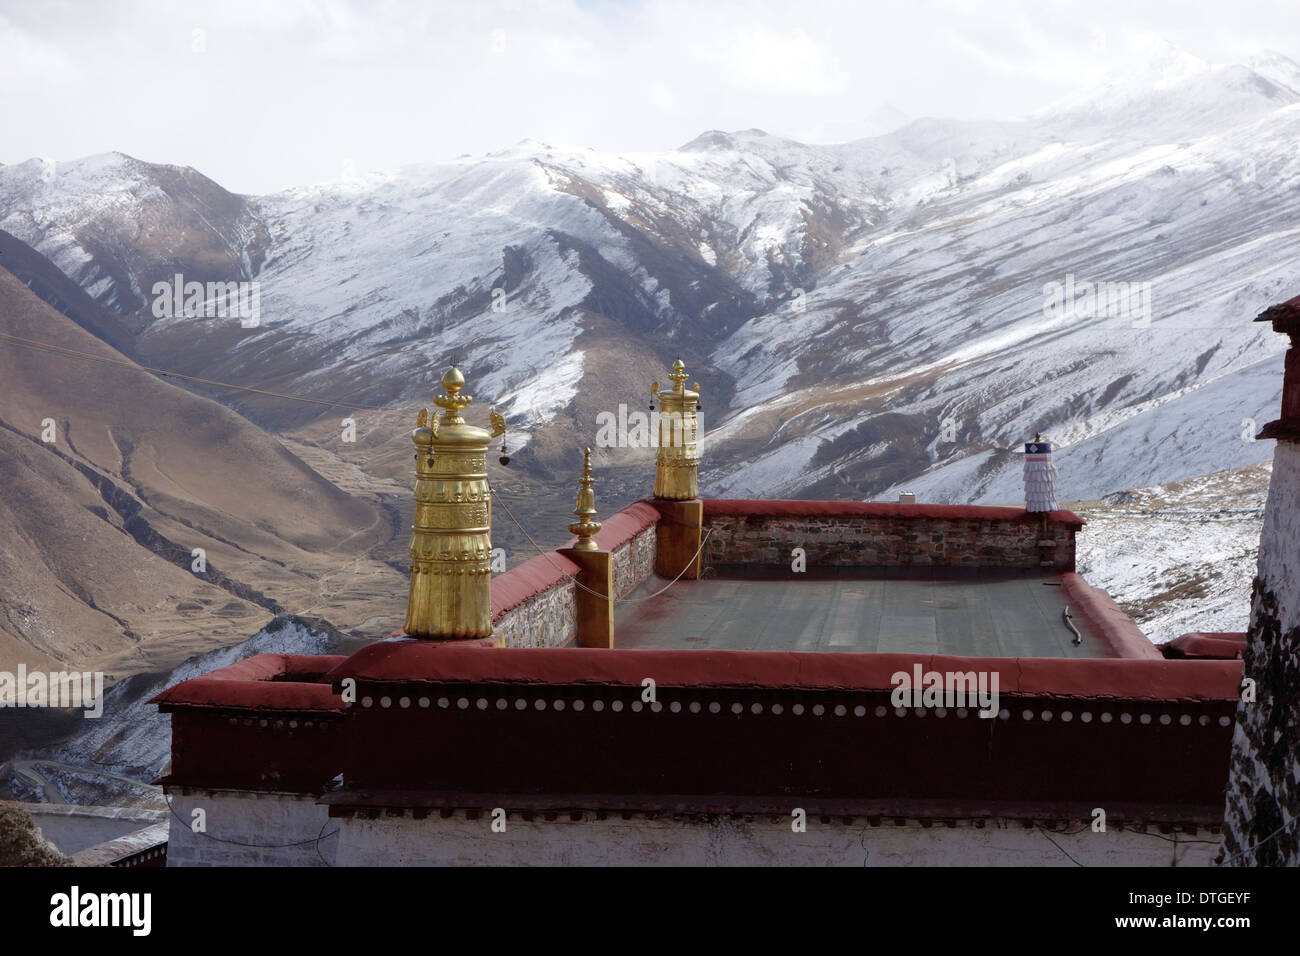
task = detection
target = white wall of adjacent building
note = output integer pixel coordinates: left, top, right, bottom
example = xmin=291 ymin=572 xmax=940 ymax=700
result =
xmin=335 ymin=811 xmax=1217 ymax=867
xmin=164 ymin=789 xmax=336 ymax=867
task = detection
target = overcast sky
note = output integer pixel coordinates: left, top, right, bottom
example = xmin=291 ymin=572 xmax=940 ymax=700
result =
xmin=2 ymin=0 xmax=1298 ymax=194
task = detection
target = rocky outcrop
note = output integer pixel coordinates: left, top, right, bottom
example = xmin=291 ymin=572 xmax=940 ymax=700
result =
xmin=0 ymin=802 xmax=71 ymax=866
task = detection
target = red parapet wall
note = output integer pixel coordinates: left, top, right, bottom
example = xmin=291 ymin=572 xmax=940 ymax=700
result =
xmin=323 ymin=643 xmax=1240 ymax=822
xmin=152 ymin=654 xmax=347 ymax=712
xmin=154 ymin=645 xmax=1241 ymax=821
xmin=491 ymin=553 xmax=580 ymax=622
xmin=1059 ymin=573 xmax=1162 ymax=660
xmin=492 ymin=501 xmax=662 ymax=646
xmin=501 ymin=501 xmax=661 ymax=617
xmin=152 ymin=654 xmax=346 ymax=793
xmin=699 ymin=499 xmax=1080 ymax=572
xmin=1164 ymin=633 xmax=1248 ymax=660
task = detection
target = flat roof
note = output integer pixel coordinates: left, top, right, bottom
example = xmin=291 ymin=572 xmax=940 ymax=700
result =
xmin=613 ymin=566 xmax=1112 ymax=658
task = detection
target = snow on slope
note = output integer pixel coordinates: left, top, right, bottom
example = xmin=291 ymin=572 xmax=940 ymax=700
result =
xmin=215 ymin=129 xmax=892 ymax=428
xmin=245 ymin=157 xmax=602 ymax=423
xmin=706 ymin=67 xmax=1300 ymax=498
xmin=0 ymin=154 xmax=140 ymax=303
xmin=0 ymin=152 xmax=266 ymax=314
xmin=883 ymin=352 xmax=1284 ymax=504
xmin=1073 ymin=462 xmax=1270 ymax=644
xmin=3 ymin=44 xmax=1299 ymax=502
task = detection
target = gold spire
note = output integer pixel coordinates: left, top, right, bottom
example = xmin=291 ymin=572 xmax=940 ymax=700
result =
xmin=668 ymin=358 xmax=688 ymax=389
xmin=568 ymin=448 xmax=602 ymax=551
xmin=404 ymin=366 xmax=495 ymax=639
xmin=652 ymin=357 xmax=701 ymax=500
xmin=433 ymin=367 xmax=471 ymax=422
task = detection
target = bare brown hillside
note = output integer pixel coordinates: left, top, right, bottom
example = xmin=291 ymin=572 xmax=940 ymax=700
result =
xmin=0 ymin=266 xmax=405 ymax=677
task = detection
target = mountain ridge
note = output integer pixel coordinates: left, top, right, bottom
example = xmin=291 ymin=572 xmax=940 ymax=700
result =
xmin=1 ymin=43 xmax=1296 ymax=510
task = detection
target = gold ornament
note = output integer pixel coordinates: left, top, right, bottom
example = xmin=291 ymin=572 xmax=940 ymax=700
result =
xmin=568 ymin=448 xmax=602 ymax=551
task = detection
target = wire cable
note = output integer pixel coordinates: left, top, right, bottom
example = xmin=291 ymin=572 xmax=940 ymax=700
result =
xmin=0 ymin=330 xmax=397 ymax=411
xmin=490 ymin=486 xmax=712 ymax=603
xmin=163 ymin=792 xmax=339 ymax=850
xmin=1217 ymin=811 xmax=1300 ymax=866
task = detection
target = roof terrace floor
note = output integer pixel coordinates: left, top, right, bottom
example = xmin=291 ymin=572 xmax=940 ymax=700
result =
xmin=613 ymin=565 xmax=1113 ymax=658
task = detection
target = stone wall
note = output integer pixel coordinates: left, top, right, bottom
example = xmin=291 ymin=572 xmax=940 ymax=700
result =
xmin=489 ymin=503 xmax=656 ymax=647
xmin=489 ymin=526 xmax=654 ymax=647
xmin=493 ymin=579 xmax=578 ymax=649
xmin=702 ymin=511 xmax=1076 ymax=571
xmin=611 ymin=525 xmax=657 ymax=599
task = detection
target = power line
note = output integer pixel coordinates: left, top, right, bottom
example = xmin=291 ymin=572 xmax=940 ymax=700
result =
xmin=164 ymin=793 xmax=339 ymax=852
xmin=1034 ymin=824 xmax=1085 ymax=866
xmin=0 ymin=330 xmax=398 ymax=412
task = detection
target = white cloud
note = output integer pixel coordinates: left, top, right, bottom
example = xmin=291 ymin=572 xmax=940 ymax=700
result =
xmin=0 ymin=12 xmax=80 ymax=88
xmin=0 ymin=0 xmax=1297 ymax=193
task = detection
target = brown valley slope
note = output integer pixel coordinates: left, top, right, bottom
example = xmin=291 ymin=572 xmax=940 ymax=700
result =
xmin=0 ymin=264 xmax=406 ymax=678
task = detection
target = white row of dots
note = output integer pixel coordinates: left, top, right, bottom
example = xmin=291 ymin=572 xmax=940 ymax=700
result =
xmin=356 ymin=696 xmax=1231 ymax=727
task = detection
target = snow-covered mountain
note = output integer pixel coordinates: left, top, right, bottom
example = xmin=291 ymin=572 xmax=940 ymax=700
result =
xmin=0 ymin=152 xmax=267 ymax=316
xmin=3 ymin=43 xmax=1298 ymax=502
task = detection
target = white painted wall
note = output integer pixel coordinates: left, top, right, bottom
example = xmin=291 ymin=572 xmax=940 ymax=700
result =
xmin=1255 ymin=441 xmax=1300 ymax=634
xmin=1222 ymin=439 xmax=1300 ymax=865
xmin=165 ymin=788 xmax=336 ymax=867
xmin=337 ymin=811 xmax=1217 ymax=866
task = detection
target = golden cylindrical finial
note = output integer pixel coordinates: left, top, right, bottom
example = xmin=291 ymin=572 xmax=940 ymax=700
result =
xmin=568 ymin=448 xmax=602 ymax=551
xmin=404 ymin=366 xmax=494 ymax=639
xmin=652 ymin=357 xmax=700 ymax=500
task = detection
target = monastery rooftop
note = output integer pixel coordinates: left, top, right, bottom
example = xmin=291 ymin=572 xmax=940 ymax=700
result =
xmin=147 ymin=355 xmax=1273 ymax=866
xmin=615 ymin=566 xmax=1110 ymax=657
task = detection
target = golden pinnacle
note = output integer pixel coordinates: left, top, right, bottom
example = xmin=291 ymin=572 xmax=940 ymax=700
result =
xmin=668 ymin=358 xmax=688 ymax=390
xmin=568 ymin=447 xmax=602 ymax=551
xmin=433 ymin=366 xmax=472 ymax=424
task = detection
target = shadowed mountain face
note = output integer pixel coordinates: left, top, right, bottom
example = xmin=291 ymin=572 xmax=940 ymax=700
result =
xmin=0 ymin=253 xmax=402 ymax=677
xmin=0 ymin=49 xmax=1298 ymax=671
xmin=0 ymin=229 xmax=135 ymax=352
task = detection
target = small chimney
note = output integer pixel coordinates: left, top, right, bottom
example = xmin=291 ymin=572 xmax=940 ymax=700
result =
xmin=1023 ymin=434 xmax=1058 ymax=512
xmin=899 ymin=492 xmax=916 ymax=504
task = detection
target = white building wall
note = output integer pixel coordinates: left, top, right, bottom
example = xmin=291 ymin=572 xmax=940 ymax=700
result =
xmin=337 ymin=811 xmax=1217 ymax=867
xmin=1254 ymin=441 xmax=1300 ymax=636
xmin=1222 ymin=439 xmax=1300 ymax=865
xmin=165 ymin=788 xmax=337 ymax=867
